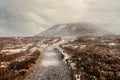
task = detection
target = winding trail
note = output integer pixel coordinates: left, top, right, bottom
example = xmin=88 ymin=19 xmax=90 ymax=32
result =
xmin=28 ymin=45 xmax=72 ymax=80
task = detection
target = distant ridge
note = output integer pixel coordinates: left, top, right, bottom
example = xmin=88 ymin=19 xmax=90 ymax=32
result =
xmin=37 ymin=22 xmax=113 ymax=37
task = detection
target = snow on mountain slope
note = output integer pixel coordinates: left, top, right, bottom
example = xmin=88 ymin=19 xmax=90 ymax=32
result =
xmin=37 ymin=22 xmax=113 ymax=37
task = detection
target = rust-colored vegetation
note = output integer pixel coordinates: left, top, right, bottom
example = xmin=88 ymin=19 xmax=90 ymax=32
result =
xmin=0 ymin=37 xmax=60 ymax=80
xmin=61 ymin=35 xmax=120 ymax=80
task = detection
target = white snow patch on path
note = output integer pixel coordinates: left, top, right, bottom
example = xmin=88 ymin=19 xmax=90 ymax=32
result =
xmin=28 ymin=45 xmax=72 ymax=80
xmin=38 ymin=45 xmax=61 ymax=67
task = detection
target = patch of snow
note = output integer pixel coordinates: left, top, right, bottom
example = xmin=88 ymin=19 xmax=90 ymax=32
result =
xmin=15 ymin=55 xmax=31 ymax=62
xmin=67 ymin=60 xmax=72 ymax=63
xmin=62 ymin=44 xmax=70 ymax=47
xmin=108 ymin=43 xmax=116 ymax=46
xmin=73 ymin=45 xmax=78 ymax=49
xmin=23 ymin=43 xmax=33 ymax=49
xmin=101 ymin=40 xmax=109 ymax=43
xmin=74 ymin=74 xmax=81 ymax=80
xmin=52 ymin=39 xmax=59 ymax=43
xmin=41 ymin=44 xmax=48 ymax=48
xmin=0 ymin=62 xmax=9 ymax=68
xmin=78 ymin=58 xmax=82 ymax=60
xmin=89 ymin=38 xmax=95 ymax=41
xmin=30 ymin=47 xmax=39 ymax=52
xmin=70 ymin=63 xmax=76 ymax=68
xmin=1 ymin=49 xmax=26 ymax=54
xmin=63 ymin=53 xmax=70 ymax=60
xmin=56 ymin=46 xmax=71 ymax=62
xmin=14 ymin=37 xmax=19 ymax=39
xmin=46 ymin=52 xmax=57 ymax=57
xmin=41 ymin=60 xmax=59 ymax=67
xmin=80 ymin=45 xmax=86 ymax=49
xmin=15 ymin=52 xmax=34 ymax=62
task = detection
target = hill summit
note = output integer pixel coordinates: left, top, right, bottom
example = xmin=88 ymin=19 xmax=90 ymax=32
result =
xmin=37 ymin=22 xmax=113 ymax=37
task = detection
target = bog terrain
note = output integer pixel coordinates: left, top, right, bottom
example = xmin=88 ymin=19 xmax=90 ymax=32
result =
xmin=0 ymin=22 xmax=120 ymax=80
xmin=0 ymin=37 xmax=60 ymax=80
xmin=60 ymin=35 xmax=120 ymax=80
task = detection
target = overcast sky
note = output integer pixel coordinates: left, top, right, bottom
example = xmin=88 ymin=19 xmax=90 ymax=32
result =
xmin=0 ymin=0 xmax=120 ymax=36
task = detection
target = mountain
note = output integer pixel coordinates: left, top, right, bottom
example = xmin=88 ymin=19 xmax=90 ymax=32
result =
xmin=37 ymin=22 xmax=113 ymax=37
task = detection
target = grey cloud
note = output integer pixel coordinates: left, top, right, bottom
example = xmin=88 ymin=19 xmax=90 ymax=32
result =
xmin=0 ymin=0 xmax=51 ymax=36
xmin=83 ymin=0 xmax=120 ymax=33
xmin=0 ymin=0 xmax=120 ymax=36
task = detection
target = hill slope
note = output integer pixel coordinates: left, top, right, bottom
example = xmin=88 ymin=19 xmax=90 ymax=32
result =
xmin=37 ymin=22 xmax=113 ymax=37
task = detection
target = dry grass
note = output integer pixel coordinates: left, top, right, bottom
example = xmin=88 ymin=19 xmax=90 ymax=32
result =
xmin=61 ymin=35 xmax=120 ymax=80
xmin=0 ymin=37 xmax=60 ymax=80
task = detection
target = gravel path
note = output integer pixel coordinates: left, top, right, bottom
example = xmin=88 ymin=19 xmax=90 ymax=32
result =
xmin=27 ymin=45 xmax=72 ymax=80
